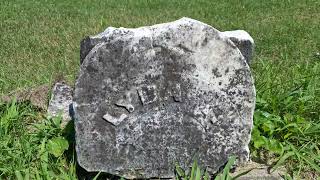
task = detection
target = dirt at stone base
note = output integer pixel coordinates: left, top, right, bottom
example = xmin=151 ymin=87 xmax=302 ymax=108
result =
xmin=230 ymin=161 xmax=287 ymax=180
xmin=0 ymin=84 xmax=50 ymax=110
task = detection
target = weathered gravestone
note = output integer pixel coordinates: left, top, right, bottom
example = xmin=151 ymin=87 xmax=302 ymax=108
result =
xmin=74 ymin=17 xmax=256 ymax=178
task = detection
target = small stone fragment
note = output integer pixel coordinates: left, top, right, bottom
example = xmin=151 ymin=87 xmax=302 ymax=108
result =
xmin=47 ymin=82 xmax=73 ymax=126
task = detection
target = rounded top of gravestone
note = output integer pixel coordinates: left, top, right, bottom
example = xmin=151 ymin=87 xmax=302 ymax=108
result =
xmin=74 ymin=17 xmax=255 ymax=178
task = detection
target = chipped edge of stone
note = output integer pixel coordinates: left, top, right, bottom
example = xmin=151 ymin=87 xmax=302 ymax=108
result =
xmin=80 ymin=17 xmax=222 ymax=64
xmin=221 ymin=30 xmax=255 ymax=65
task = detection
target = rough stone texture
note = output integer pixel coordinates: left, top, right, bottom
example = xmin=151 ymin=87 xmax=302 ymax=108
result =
xmin=74 ymin=17 xmax=256 ymax=178
xmin=0 ymin=85 xmax=49 ymax=110
xmin=81 ymin=29 xmax=255 ymax=66
xmin=48 ymin=82 xmax=73 ymax=126
xmin=221 ymin=30 xmax=254 ymax=65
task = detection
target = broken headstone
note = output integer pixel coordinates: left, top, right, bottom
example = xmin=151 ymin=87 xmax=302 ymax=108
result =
xmin=47 ymin=82 xmax=73 ymax=126
xmin=74 ymin=17 xmax=256 ymax=178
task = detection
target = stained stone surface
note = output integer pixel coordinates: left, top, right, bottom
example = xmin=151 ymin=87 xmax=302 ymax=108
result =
xmin=221 ymin=30 xmax=254 ymax=65
xmin=48 ymin=82 xmax=73 ymax=126
xmin=74 ymin=17 xmax=256 ymax=179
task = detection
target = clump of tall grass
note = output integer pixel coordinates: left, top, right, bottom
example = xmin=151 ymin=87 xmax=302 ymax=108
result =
xmin=0 ymin=100 xmax=76 ymax=179
xmin=251 ymin=59 xmax=320 ymax=178
xmin=175 ymin=156 xmax=237 ymax=180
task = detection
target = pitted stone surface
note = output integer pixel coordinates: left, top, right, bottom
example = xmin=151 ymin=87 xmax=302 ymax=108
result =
xmin=74 ymin=17 xmax=256 ymax=179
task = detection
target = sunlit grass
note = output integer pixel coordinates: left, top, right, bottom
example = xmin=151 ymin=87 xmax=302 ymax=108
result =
xmin=0 ymin=0 xmax=319 ymax=179
xmin=0 ymin=101 xmax=77 ymax=179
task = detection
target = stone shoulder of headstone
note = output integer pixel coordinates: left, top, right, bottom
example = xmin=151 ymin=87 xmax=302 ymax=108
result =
xmin=47 ymin=82 xmax=73 ymax=126
xmin=221 ymin=30 xmax=254 ymax=65
xmin=75 ymin=17 xmax=256 ymax=178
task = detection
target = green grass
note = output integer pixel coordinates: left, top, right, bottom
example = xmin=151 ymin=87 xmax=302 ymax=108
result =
xmin=0 ymin=0 xmax=319 ymax=179
xmin=175 ymin=156 xmax=237 ymax=180
xmin=1 ymin=0 xmax=319 ymax=93
xmin=0 ymin=100 xmax=77 ymax=179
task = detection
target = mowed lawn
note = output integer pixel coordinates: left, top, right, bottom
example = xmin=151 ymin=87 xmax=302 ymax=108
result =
xmin=0 ymin=0 xmax=319 ymax=93
xmin=0 ymin=0 xmax=319 ymax=179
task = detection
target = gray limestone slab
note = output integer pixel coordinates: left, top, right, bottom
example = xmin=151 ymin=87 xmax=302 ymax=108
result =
xmin=74 ymin=17 xmax=256 ymax=179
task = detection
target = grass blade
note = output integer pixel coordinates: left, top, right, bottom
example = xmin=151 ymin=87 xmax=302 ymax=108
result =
xmin=272 ymin=151 xmax=295 ymax=172
xmin=15 ymin=170 xmax=23 ymax=180
xmin=190 ymin=160 xmax=197 ymax=180
xmin=93 ymin=172 xmax=101 ymax=180
xmin=175 ymin=163 xmax=185 ymax=177
xmin=222 ymin=156 xmax=236 ymax=179
xmin=195 ymin=166 xmax=201 ymax=180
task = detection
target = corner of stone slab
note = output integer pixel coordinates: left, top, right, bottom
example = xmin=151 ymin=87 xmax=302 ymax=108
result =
xmin=220 ymin=30 xmax=255 ymax=65
xmin=221 ymin=30 xmax=254 ymax=43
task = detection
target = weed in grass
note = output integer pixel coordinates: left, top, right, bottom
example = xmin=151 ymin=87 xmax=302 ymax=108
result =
xmin=175 ymin=156 xmax=236 ymax=180
xmin=0 ymin=100 xmax=77 ymax=179
xmin=175 ymin=160 xmax=210 ymax=180
xmin=251 ymin=60 xmax=320 ymax=178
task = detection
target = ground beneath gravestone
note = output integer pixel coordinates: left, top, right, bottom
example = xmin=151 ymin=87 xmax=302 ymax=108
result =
xmin=0 ymin=83 xmax=314 ymax=179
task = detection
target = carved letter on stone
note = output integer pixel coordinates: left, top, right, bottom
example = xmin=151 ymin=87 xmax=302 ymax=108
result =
xmin=137 ymin=85 xmax=158 ymax=105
